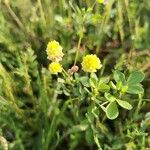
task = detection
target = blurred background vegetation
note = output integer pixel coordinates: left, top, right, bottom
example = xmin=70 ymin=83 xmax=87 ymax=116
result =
xmin=0 ymin=0 xmax=150 ymax=149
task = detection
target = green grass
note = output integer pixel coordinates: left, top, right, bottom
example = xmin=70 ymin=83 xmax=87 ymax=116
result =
xmin=0 ymin=0 xmax=150 ymax=149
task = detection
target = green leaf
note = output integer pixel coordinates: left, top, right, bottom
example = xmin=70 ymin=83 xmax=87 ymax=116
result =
xmin=116 ymin=81 xmax=122 ymax=90
xmin=127 ymin=71 xmax=144 ymax=85
xmin=106 ymin=102 xmax=119 ymax=120
xmin=91 ymin=73 xmax=98 ymax=81
xmin=105 ymin=93 xmax=116 ymax=102
xmin=90 ymin=73 xmax=98 ymax=87
xmin=116 ymin=99 xmax=132 ymax=110
xmin=74 ymin=73 xmax=79 ymax=81
xmin=85 ymin=129 xmax=94 ymax=145
xmin=99 ymin=76 xmax=110 ymax=84
xmin=79 ymin=76 xmax=90 ymax=87
xmin=113 ymin=70 xmax=125 ymax=83
xmin=98 ymin=83 xmax=110 ymax=92
xmin=127 ymin=84 xmax=144 ymax=94
xmin=109 ymin=81 xmax=117 ymax=90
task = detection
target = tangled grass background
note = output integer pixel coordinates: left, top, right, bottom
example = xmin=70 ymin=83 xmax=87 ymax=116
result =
xmin=0 ymin=0 xmax=150 ymax=149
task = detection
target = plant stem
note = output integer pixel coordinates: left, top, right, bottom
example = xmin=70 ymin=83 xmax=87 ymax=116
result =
xmin=4 ymin=0 xmax=25 ymax=31
xmin=92 ymin=0 xmax=97 ymax=9
xmin=74 ymin=35 xmax=82 ymax=65
xmin=135 ymin=94 xmax=143 ymax=114
xmin=62 ymin=68 xmax=69 ymax=77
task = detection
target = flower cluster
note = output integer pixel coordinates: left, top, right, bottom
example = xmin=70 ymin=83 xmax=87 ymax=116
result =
xmin=46 ymin=40 xmax=64 ymax=62
xmin=49 ymin=62 xmax=62 ymax=74
xmin=46 ymin=41 xmax=102 ymax=74
xmin=81 ymin=54 xmax=102 ymax=73
xmin=46 ymin=40 xmax=63 ymax=74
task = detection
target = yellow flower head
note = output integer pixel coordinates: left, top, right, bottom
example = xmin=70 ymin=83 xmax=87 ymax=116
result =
xmin=97 ymin=0 xmax=104 ymax=3
xmin=49 ymin=62 xmax=62 ymax=74
xmin=81 ymin=54 xmax=102 ymax=73
xmin=46 ymin=40 xmax=64 ymax=62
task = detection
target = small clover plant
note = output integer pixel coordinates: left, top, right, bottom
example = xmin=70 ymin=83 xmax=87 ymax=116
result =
xmin=46 ymin=40 xmax=145 ymax=122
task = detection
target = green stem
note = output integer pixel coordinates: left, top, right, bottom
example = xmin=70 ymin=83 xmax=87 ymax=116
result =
xmin=62 ymin=68 xmax=74 ymax=86
xmin=4 ymin=0 xmax=25 ymax=31
xmin=92 ymin=0 xmax=97 ymax=9
xmin=74 ymin=35 xmax=82 ymax=65
xmin=101 ymin=101 xmax=109 ymax=106
xmin=135 ymin=94 xmax=143 ymax=114
xmin=62 ymin=68 xmax=69 ymax=77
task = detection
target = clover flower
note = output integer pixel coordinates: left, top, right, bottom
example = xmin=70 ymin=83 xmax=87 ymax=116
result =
xmin=97 ymin=0 xmax=104 ymax=3
xmin=46 ymin=40 xmax=64 ymax=62
xmin=0 ymin=136 xmax=8 ymax=150
xmin=81 ymin=54 xmax=102 ymax=73
xmin=97 ymin=0 xmax=108 ymax=4
xmin=49 ymin=62 xmax=62 ymax=74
